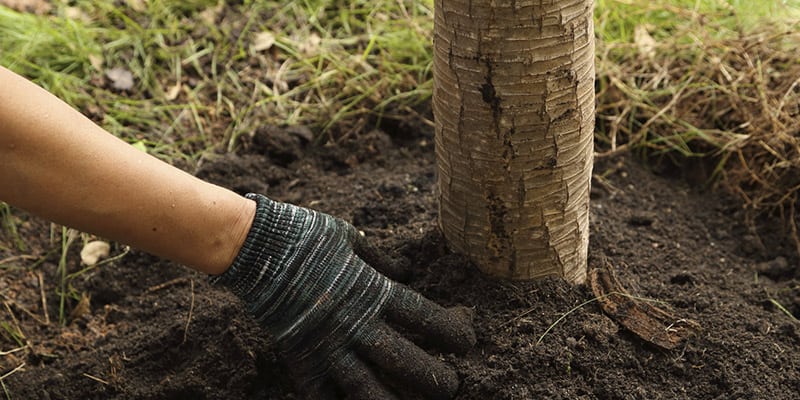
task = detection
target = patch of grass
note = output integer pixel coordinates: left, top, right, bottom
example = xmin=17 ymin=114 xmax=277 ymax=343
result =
xmin=1 ymin=0 xmax=435 ymax=157
xmin=2 ymin=0 xmax=257 ymax=163
xmin=0 ymin=301 xmax=25 ymax=348
xmin=0 ymin=5 xmax=100 ymax=106
xmin=596 ymin=0 xmax=799 ymax=45
xmin=233 ymin=0 xmax=435 ymax=145
xmin=594 ymin=1 xmax=800 ymax=249
xmin=0 ymin=203 xmax=25 ymax=253
xmin=55 ymin=227 xmax=78 ymax=325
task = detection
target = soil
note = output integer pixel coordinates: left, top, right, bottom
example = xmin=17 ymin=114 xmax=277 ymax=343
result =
xmin=2 ymin=119 xmax=800 ymax=399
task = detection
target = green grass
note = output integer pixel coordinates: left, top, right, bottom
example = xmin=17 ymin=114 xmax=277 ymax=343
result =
xmin=0 ymin=203 xmax=25 ymax=252
xmin=1 ymin=0 xmax=436 ymax=158
xmin=596 ymin=0 xmax=799 ymax=44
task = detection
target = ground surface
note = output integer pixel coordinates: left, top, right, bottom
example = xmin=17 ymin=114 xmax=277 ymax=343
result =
xmin=2 ymin=120 xmax=800 ymax=399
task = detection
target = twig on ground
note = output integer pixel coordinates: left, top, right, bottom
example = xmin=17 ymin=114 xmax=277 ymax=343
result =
xmin=1 ymin=295 xmax=48 ymax=327
xmin=0 ymin=361 xmax=25 ymax=398
xmin=0 ymin=255 xmax=37 ymax=267
xmin=37 ymin=271 xmax=49 ymax=325
xmin=183 ymin=279 xmax=195 ymax=345
xmin=82 ymin=372 xmax=109 ymax=385
xmin=0 ymin=362 xmax=25 ymax=381
xmin=0 ymin=346 xmax=25 ymax=356
xmin=145 ymin=277 xmax=189 ymax=293
xmin=535 ymin=296 xmax=606 ymax=345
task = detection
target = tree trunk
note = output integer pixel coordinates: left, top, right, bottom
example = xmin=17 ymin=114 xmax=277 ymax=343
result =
xmin=433 ymin=0 xmax=595 ymax=283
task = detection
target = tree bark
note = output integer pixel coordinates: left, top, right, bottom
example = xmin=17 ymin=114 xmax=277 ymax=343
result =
xmin=433 ymin=0 xmax=595 ymax=283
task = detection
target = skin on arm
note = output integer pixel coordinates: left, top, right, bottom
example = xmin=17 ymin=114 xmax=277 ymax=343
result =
xmin=0 ymin=66 xmax=255 ymax=275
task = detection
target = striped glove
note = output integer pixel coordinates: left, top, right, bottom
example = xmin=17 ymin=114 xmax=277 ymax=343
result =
xmin=211 ymin=193 xmax=476 ymax=400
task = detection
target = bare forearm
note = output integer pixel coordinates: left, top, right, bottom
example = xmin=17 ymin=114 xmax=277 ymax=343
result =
xmin=0 ymin=66 xmax=254 ymax=274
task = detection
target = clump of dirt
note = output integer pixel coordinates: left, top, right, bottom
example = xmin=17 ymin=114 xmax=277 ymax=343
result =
xmin=3 ymin=117 xmax=800 ymax=399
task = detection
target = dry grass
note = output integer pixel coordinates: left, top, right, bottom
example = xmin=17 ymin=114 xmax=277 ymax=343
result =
xmin=595 ymin=5 xmax=800 ymax=250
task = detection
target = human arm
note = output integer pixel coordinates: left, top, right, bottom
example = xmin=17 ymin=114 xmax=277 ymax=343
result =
xmin=0 ymin=66 xmax=254 ymax=274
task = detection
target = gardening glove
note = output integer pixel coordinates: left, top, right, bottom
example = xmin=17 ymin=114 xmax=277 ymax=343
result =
xmin=211 ymin=193 xmax=476 ymax=400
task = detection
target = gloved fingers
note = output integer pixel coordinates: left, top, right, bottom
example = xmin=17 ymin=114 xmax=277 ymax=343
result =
xmin=384 ymin=284 xmax=476 ymax=355
xmin=356 ymin=322 xmax=460 ymax=400
xmin=349 ymin=227 xmax=410 ymax=283
xmin=329 ymin=353 xmax=400 ymax=400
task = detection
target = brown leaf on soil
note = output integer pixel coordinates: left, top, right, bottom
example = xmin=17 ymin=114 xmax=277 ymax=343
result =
xmin=69 ymin=292 xmax=92 ymax=323
xmin=589 ymin=263 xmax=700 ymax=350
xmin=252 ymin=31 xmax=276 ymax=52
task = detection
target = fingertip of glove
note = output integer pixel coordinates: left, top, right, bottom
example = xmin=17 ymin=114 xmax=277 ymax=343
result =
xmin=443 ymin=306 xmax=478 ymax=355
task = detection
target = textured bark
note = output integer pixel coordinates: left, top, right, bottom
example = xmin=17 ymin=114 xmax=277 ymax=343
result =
xmin=433 ymin=0 xmax=595 ymax=282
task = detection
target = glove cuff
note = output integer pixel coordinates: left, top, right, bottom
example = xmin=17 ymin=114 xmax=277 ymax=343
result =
xmin=210 ymin=193 xmax=304 ymax=300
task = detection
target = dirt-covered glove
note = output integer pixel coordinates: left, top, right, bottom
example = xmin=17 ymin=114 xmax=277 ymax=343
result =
xmin=211 ymin=193 xmax=476 ymax=399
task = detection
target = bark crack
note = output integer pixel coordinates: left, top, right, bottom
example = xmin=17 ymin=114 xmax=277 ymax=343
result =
xmin=480 ymin=61 xmax=515 ymax=168
xmin=486 ymin=192 xmax=512 ymax=273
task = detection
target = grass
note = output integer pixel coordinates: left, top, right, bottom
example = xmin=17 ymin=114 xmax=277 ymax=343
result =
xmin=594 ymin=2 xmax=800 ymax=253
xmin=1 ymin=0 xmax=794 ymax=158
xmin=55 ymin=227 xmax=78 ymax=325
xmin=1 ymin=0 xmax=437 ymax=154
xmin=596 ymin=0 xmax=800 ymax=43
xmin=0 ymin=203 xmax=25 ymax=253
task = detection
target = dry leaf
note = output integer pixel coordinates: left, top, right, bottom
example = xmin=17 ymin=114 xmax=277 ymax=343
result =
xmin=88 ymin=54 xmax=104 ymax=71
xmin=65 ymin=6 xmax=90 ymax=22
xmin=634 ymin=25 xmax=657 ymax=59
xmin=125 ymin=0 xmax=146 ymax=12
xmin=252 ymin=31 xmax=276 ymax=52
xmin=199 ymin=1 xmax=224 ymax=25
xmin=80 ymin=241 xmax=110 ymax=266
xmin=69 ymin=292 xmax=92 ymax=321
xmin=106 ymin=67 xmax=134 ymax=91
xmin=165 ymin=82 xmax=181 ymax=100
xmin=299 ymin=33 xmax=321 ymax=56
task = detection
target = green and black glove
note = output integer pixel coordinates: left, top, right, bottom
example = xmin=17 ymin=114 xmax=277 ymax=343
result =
xmin=211 ymin=193 xmax=476 ymax=399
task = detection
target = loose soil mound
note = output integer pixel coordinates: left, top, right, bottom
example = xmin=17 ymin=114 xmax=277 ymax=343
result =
xmin=2 ymin=122 xmax=800 ymax=399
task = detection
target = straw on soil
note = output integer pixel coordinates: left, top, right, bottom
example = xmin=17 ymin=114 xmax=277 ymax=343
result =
xmin=596 ymin=20 xmax=800 ymax=251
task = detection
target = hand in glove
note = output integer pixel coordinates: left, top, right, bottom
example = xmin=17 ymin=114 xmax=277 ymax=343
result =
xmin=212 ymin=194 xmax=476 ymax=399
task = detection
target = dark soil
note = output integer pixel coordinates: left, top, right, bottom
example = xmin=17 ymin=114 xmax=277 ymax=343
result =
xmin=3 ymin=120 xmax=800 ymax=399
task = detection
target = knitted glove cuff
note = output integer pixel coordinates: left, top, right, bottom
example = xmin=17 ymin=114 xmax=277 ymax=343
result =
xmin=210 ymin=193 xmax=305 ymax=300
